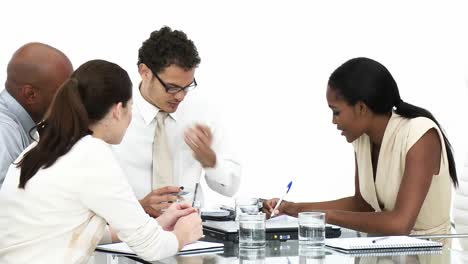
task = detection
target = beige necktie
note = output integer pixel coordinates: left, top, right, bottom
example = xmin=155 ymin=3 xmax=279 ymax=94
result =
xmin=152 ymin=111 xmax=173 ymax=189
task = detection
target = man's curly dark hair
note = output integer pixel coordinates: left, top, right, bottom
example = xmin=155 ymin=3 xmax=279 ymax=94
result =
xmin=138 ymin=26 xmax=201 ymax=73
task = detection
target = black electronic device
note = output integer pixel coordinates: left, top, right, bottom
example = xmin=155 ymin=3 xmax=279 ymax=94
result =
xmin=203 ymin=220 xmax=341 ymax=242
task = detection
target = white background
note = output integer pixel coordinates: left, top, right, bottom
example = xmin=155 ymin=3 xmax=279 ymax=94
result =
xmin=1 ymin=1 xmax=467 ymax=207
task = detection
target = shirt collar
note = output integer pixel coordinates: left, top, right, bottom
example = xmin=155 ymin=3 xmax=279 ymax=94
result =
xmin=134 ymin=84 xmax=178 ymax=126
xmin=0 ymin=89 xmax=36 ymax=133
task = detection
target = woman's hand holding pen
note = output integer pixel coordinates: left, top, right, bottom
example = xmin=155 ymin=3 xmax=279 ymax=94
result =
xmin=263 ymin=181 xmax=294 ymax=219
xmin=262 ymin=198 xmax=294 ymax=218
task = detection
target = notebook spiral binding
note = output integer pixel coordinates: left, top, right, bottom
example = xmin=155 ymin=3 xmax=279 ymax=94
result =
xmin=339 ymin=247 xmax=443 ymax=257
xmin=350 ymin=242 xmax=440 ymax=250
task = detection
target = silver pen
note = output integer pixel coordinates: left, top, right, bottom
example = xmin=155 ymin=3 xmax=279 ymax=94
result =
xmin=192 ymin=183 xmax=200 ymax=207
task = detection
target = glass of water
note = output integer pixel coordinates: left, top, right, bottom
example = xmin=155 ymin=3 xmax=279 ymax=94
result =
xmin=299 ymin=245 xmax=326 ymax=264
xmin=298 ymin=212 xmax=326 ymax=247
xmin=235 ymin=197 xmax=260 ymax=220
xmin=239 ymin=213 xmax=266 ymax=248
xmin=239 ymin=247 xmax=266 ymax=264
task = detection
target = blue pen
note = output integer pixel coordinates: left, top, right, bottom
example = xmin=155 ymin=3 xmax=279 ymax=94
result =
xmin=270 ymin=181 xmax=293 ymax=218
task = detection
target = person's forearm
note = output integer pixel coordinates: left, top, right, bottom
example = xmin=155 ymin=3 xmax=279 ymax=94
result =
xmin=288 ymin=196 xmax=373 ymax=216
xmin=326 ymin=210 xmax=413 ymax=235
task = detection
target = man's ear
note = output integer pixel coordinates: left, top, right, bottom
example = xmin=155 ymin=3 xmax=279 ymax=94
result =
xmin=20 ymin=85 xmax=36 ymax=105
xmin=138 ymin=64 xmax=152 ymax=81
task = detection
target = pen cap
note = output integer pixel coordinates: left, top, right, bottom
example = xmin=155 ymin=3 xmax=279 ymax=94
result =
xmin=286 ymin=181 xmax=293 ymax=193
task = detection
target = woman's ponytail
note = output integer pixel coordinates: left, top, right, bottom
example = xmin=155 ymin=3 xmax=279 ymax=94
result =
xmin=18 ymin=78 xmax=91 ymax=188
xmin=17 ymin=59 xmax=132 ymax=188
xmin=395 ymin=99 xmax=458 ymax=187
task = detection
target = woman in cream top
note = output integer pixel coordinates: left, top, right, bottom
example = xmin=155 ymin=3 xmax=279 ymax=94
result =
xmin=263 ymin=57 xmax=458 ymax=242
xmin=0 ymin=60 xmax=203 ymax=264
xmin=354 ymin=112 xmax=452 ymax=235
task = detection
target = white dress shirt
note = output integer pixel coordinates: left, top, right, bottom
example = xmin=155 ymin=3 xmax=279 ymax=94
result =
xmin=112 ymin=88 xmax=241 ymax=200
xmin=0 ymin=136 xmax=178 ymax=263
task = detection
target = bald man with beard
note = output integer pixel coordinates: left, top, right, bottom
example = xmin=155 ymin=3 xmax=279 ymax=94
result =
xmin=0 ymin=43 xmax=73 ymax=186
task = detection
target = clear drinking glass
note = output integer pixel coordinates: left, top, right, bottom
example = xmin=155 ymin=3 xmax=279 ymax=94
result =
xmin=239 ymin=213 xmax=266 ymax=248
xmin=299 ymin=245 xmax=326 ymax=264
xmin=239 ymin=247 xmax=266 ymax=264
xmin=298 ymin=212 xmax=326 ymax=247
xmin=235 ymin=197 xmax=260 ymax=221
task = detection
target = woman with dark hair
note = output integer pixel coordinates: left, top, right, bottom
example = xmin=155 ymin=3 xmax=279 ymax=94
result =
xmin=0 ymin=60 xmax=203 ymax=263
xmin=263 ymin=57 xmax=457 ymax=243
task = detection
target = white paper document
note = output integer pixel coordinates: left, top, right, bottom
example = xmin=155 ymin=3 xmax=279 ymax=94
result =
xmin=96 ymin=240 xmax=224 ymax=256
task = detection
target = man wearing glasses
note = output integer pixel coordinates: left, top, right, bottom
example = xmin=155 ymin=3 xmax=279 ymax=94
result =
xmin=113 ymin=26 xmax=240 ymax=217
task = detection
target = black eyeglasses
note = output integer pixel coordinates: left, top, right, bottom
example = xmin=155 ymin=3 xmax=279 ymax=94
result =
xmin=152 ymin=71 xmax=197 ymax=94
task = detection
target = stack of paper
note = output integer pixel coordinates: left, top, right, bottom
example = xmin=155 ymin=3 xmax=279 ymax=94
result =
xmin=96 ymin=240 xmax=224 ymax=256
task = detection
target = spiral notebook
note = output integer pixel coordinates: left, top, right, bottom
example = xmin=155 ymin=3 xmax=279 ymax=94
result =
xmin=325 ymin=236 xmax=442 ymax=254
